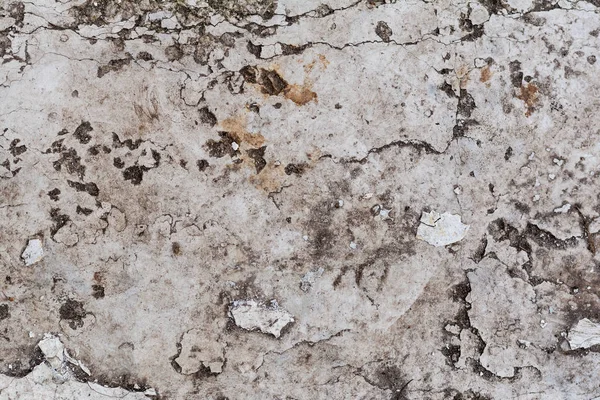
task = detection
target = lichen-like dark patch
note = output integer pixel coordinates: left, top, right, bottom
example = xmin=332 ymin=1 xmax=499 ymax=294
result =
xmin=137 ymin=51 xmax=153 ymax=61
xmin=206 ymin=0 xmax=276 ymax=19
xmin=59 ymin=299 xmax=86 ymax=329
xmin=205 ymin=132 xmax=237 ymax=158
xmin=199 ymin=107 xmax=217 ymax=126
xmin=97 ymin=56 xmax=132 ymax=78
xmin=197 ymin=159 xmax=209 ymax=171
xmin=92 ymin=285 xmax=105 ymax=299
xmin=0 ymin=304 xmax=9 ymax=320
xmin=53 ymin=148 xmax=86 ymax=179
xmin=47 ymin=188 xmax=61 ymax=201
xmin=73 ymin=121 xmax=93 ymax=144
xmin=280 ymin=43 xmax=309 ymax=55
xmin=123 ymin=165 xmax=147 ymax=185
xmin=50 ymin=208 xmax=70 ymax=237
xmin=112 ymin=133 xmax=142 ymax=150
xmin=76 ymin=205 xmax=93 ymax=216
xmin=240 ymin=66 xmax=289 ymax=95
xmin=247 ymin=41 xmax=262 ymax=57
xmin=284 ymin=163 xmax=307 ymax=176
xmin=509 ymin=60 xmax=523 ymax=88
xmin=165 ymin=45 xmax=184 ymax=62
xmin=9 ymin=139 xmax=26 ymax=157
xmin=113 ymin=157 xmax=125 ymax=169
xmin=246 ymin=146 xmax=267 ymax=173
xmin=457 ymin=89 xmax=476 ymax=118
xmin=375 ymin=21 xmax=393 ymax=42
xmin=67 ymin=180 xmax=99 ymax=197
xmin=504 ymin=146 xmax=513 ymax=161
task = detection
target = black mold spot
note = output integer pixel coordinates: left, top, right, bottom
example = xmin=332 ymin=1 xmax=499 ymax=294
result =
xmin=504 ymin=146 xmax=513 ymax=160
xmin=73 ymin=121 xmax=93 ymax=144
xmin=247 ymin=41 xmax=262 ymax=57
xmin=280 ymin=43 xmax=309 ymax=55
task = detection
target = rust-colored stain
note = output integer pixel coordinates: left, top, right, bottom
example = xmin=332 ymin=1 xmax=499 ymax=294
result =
xmin=249 ymin=162 xmax=286 ymax=193
xmin=284 ymin=84 xmax=318 ymax=106
xmin=480 ymin=66 xmax=492 ymax=83
xmin=457 ymin=65 xmax=470 ymax=89
xmin=220 ymin=115 xmax=265 ymax=148
xmin=517 ymin=83 xmax=538 ymax=117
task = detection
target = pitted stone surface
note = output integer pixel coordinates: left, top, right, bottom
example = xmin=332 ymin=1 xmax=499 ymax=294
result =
xmin=1 ymin=0 xmax=600 ymax=398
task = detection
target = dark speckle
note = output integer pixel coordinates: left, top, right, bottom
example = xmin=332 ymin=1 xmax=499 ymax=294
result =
xmin=9 ymin=139 xmax=27 ymax=157
xmin=588 ymin=55 xmax=597 ymax=65
xmin=246 ymin=146 xmax=267 ymax=173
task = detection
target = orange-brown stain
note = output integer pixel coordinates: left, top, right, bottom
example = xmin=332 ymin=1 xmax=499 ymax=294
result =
xmin=517 ymin=83 xmax=539 ymax=117
xmin=220 ymin=115 xmax=265 ymax=148
xmin=284 ymin=84 xmax=318 ymax=106
xmin=249 ymin=162 xmax=287 ymax=193
xmin=480 ymin=66 xmax=492 ymax=83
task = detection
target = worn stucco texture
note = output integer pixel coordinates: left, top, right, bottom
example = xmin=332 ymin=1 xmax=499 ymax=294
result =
xmin=1 ymin=0 xmax=600 ymax=399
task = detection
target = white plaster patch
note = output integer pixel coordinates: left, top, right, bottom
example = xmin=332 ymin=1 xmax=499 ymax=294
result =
xmin=568 ymin=319 xmax=600 ymax=350
xmin=229 ymin=300 xmax=294 ymax=338
xmin=21 ymin=239 xmax=44 ymax=266
xmin=416 ymin=211 xmax=469 ymax=247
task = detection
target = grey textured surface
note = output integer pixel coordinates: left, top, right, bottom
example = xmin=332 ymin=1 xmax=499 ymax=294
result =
xmin=1 ymin=0 xmax=600 ymax=398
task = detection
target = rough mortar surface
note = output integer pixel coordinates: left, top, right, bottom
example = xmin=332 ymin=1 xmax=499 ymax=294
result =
xmin=0 ymin=0 xmax=600 ymax=398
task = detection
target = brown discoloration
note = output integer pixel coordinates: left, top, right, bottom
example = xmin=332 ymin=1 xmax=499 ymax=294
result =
xmin=220 ymin=115 xmax=265 ymax=148
xmin=480 ymin=66 xmax=492 ymax=83
xmin=249 ymin=162 xmax=286 ymax=192
xmin=284 ymin=84 xmax=318 ymax=106
xmin=517 ymin=83 xmax=539 ymax=117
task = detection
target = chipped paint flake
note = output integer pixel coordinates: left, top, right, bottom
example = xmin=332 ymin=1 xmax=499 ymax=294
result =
xmin=568 ymin=318 xmax=600 ymax=350
xmin=21 ymin=239 xmax=44 ymax=266
xmin=416 ymin=211 xmax=469 ymax=247
xmin=229 ymin=300 xmax=294 ymax=338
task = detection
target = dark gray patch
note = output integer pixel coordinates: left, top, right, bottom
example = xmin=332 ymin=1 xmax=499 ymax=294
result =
xmin=67 ymin=180 xmax=99 ymax=196
xmin=59 ymin=299 xmax=86 ymax=329
xmin=509 ymin=60 xmax=523 ymax=87
xmin=197 ymin=159 xmax=209 ymax=171
xmin=375 ymin=21 xmax=393 ymax=42
xmin=92 ymin=285 xmax=105 ymax=299
xmin=199 ymin=107 xmax=217 ymax=126
xmin=205 ymin=132 xmax=237 ymax=158
xmin=504 ymin=146 xmax=513 ymax=160
xmin=97 ymin=57 xmax=132 ymax=78
xmin=165 ymin=45 xmax=184 ymax=62
xmin=50 ymin=208 xmax=70 ymax=237
xmin=246 ymin=146 xmax=267 ymax=173
xmin=48 ymin=188 xmax=61 ymax=201
xmin=112 ymin=133 xmax=142 ymax=150
xmin=123 ymin=165 xmax=147 ymax=185
xmin=284 ymin=163 xmax=307 ymax=175
xmin=9 ymin=139 xmax=26 ymax=157
xmin=0 ymin=304 xmax=9 ymax=320
xmin=588 ymin=55 xmax=597 ymax=65
xmin=73 ymin=121 xmax=93 ymax=144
